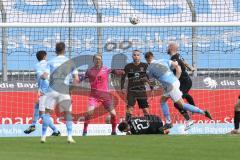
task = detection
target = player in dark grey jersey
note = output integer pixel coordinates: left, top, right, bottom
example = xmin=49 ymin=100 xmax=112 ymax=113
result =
xmin=118 ymin=115 xmax=169 ymax=135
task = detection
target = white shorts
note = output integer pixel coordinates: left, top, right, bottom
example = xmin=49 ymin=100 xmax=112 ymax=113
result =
xmin=44 ymin=90 xmax=72 ymax=112
xmin=163 ymin=80 xmax=183 ymax=103
xmin=39 ymin=95 xmax=47 ymax=112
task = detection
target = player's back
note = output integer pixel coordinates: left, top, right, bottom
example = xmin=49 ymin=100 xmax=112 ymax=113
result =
xmin=35 ymin=60 xmax=49 ymax=94
xmin=48 ymin=55 xmax=69 ymax=73
xmin=129 ymin=117 xmax=150 ymax=134
xmin=147 ymin=59 xmax=178 ymax=86
xmin=129 ymin=115 xmax=163 ymax=134
xmin=47 ymin=55 xmax=77 ymax=93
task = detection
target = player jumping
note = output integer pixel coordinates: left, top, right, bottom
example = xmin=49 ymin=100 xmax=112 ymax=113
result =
xmin=167 ymin=42 xmax=196 ymax=129
xmin=144 ymin=52 xmax=212 ymax=129
xmin=24 ymin=51 xmax=60 ymax=136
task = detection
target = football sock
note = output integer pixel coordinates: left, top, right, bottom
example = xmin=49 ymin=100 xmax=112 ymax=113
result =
xmin=160 ymin=102 xmax=171 ymax=123
xmin=32 ymin=103 xmax=39 ymax=126
xmin=125 ymin=112 xmax=132 ymax=121
xmin=83 ymin=115 xmax=90 ymax=133
xmin=66 ymin=114 xmax=73 ymax=136
xmin=174 ymin=103 xmax=190 ymax=121
xmin=183 ymin=103 xmax=205 ymax=114
xmin=48 ymin=118 xmax=58 ymax=133
xmin=111 ymin=116 xmax=117 ymax=133
xmin=234 ymin=111 xmax=240 ymax=130
xmin=66 ymin=121 xmax=73 ymax=137
xmin=41 ymin=114 xmax=51 ymax=136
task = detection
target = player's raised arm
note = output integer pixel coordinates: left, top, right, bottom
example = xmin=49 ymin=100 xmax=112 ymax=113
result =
xmin=171 ymin=61 xmax=182 ymax=79
xmin=111 ymin=69 xmax=125 ymax=76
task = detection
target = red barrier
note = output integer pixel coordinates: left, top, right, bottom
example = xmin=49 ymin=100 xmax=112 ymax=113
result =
xmin=0 ymin=90 xmax=239 ymax=124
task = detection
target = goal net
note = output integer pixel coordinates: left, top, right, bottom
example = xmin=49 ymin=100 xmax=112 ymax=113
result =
xmin=0 ymin=0 xmax=240 ymax=136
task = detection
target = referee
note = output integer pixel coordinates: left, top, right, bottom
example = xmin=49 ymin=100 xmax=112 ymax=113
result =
xmin=167 ymin=42 xmax=195 ymax=123
xmin=121 ymin=50 xmax=149 ymax=121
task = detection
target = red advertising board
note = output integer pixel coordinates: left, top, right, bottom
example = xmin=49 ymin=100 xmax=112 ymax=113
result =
xmin=0 ymin=89 xmax=239 ymax=124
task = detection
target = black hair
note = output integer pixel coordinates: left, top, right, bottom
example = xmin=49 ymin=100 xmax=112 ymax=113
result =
xmin=144 ymin=51 xmax=154 ymax=59
xmin=92 ymin=53 xmax=102 ymax=61
xmin=36 ymin=50 xmax=47 ymax=61
xmin=55 ymin=42 xmax=65 ymax=54
xmin=133 ymin=49 xmax=141 ymax=53
xmin=118 ymin=121 xmax=129 ymax=132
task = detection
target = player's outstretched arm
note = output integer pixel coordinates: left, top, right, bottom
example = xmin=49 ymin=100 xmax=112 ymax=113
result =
xmin=111 ymin=69 xmax=125 ymax=76
xmin=182 ymin=59 xmax=195 ymax=72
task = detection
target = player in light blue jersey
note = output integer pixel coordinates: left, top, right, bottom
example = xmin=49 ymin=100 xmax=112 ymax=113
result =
xmin=42 ymin=42 xmax=79 ymax=143
xmin=24 ymin=51 xmax=60 ymax=136
xmin=144 ymin=52 xmax=212 ymax=129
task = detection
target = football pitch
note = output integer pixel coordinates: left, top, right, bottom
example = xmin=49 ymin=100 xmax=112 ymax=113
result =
xmin=0 ymin=135 xmax=239 ymax=160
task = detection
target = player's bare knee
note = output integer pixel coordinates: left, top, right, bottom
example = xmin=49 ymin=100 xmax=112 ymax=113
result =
xmin=175 ymin=99 xmax=185 ymax=109
xmin=142 ymin=108 xmax=149 ymax=115
xmin=87 ymin=110 xmax=94 ymax=116
xmin=109 ymin=109 xmax=116 ymax=117
xmin=160 ymin=96 xmax=168 ymax=103
xmin=126 ymin=106 xmax=133 ymax=113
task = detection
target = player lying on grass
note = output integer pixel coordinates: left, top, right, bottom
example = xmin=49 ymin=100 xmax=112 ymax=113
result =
xmin=144 ymin=52 xmax=212 ymax=130
xmin=80 ymin=54 xmax=124 ymax=136
xmin=24 ymin=51 xmax=60 ymax=136
xmin=228 ymin=95 xmax=240 ymax=134
xmin=118 ymin=115 xmax=169 ymax=135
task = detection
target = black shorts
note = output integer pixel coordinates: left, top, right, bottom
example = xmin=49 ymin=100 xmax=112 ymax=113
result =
xmin=179 ymin=78 xmax=192 ymax=94
xmin=127 ymin=90 xmax=149 ymax=109
xmin=148 ymin=116 xmax=164 ymax=134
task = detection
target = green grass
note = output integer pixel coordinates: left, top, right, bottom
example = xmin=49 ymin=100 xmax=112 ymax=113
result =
xmin=0 ymin=135 xmax=239 ymax=160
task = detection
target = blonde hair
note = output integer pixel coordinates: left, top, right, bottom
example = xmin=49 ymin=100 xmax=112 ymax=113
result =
xmin=168 ymin=41 xmax=179 ymax=49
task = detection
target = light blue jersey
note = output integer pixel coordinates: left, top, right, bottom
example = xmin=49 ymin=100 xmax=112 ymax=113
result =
xmin=35 ymin=60 xmax=49 ymax=94
xmin=47 ymin=55 xmax=78 ymax=92
xmin=147 ymin=59 xmax=178 ymax=89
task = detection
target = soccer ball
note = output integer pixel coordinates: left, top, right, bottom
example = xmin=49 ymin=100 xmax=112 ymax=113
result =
xmin=129 ymin=15 xmax=140 ymax=25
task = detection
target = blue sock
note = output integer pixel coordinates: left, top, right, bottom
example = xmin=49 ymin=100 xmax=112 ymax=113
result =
xmin=48 ymin=117 xmax=58 ymax=133
xmin=66 ymin=121 xmax=73 ymax=137
xmin=161 ymin=102 xmax=171 ymax=123
xmin=32 ymin=103 xmax=39 ymax=126
xmin=41 ymin=114 xmax=51 ymax=136
xmin=183 ymin=103 xmax=205 ymax=114
xmin=66 ymin=114 xmax=73 ymax=136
